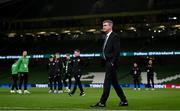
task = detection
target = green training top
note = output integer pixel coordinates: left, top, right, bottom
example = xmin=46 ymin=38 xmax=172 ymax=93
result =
xmin=11 ymin=63 xmax=18 ymax=75
xmin=17 ymin=56 xmax=29 ymax=72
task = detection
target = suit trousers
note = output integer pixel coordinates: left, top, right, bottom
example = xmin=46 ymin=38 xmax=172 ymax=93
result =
xmin=100 ymin=61 xmax=126 ymax=104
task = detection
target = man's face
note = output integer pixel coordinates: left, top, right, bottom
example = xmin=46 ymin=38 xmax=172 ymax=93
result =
xmin=149 ymin=60 xmax=152 ymax=64
xmin=55 ymin=54 xmax=60 ymax=59
xmin=134 ymin=63 xmax=137 ymax=67
xmin=23 ymin=51 xmax=27 ymax=57
xmin=49 ymin=58 xmax=53 ymax=62
xmin=66 ymin=55 xmax=70 ymax=60
xmin=102 ymin=22 xmax=112 ymax=33
xmin=74 ymin=51 xmax=80 ymax=57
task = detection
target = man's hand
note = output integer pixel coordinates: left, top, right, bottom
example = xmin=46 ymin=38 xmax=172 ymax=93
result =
xmin=111 ymin=62 xmax=114 ymax=66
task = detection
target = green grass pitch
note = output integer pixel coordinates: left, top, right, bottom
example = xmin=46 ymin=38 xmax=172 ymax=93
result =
xmin=0 ymin=88 xmax=179 ymax=110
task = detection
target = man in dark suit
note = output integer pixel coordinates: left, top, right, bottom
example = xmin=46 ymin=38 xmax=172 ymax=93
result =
xmin=91 ymin=20 xmax=128 ymax=107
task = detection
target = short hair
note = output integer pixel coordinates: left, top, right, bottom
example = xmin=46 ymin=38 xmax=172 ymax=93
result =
xmin=55 ymin=52 xmax=59 ymax=55
xmin=103 ymin=20 xmax=113 ymax=27
xmin=74 ymin=49 xmax=80 ymax=53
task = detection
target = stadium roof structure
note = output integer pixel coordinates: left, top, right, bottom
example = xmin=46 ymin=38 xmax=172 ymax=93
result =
xmin=0 ymin=0 xmax=180 ymax=19
xmin=0 ymin=0 xmax=180 ymax=39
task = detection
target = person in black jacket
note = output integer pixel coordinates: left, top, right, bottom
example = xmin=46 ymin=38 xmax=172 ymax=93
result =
xmin=69 ymin=49 xmax=85 ymax=96
xmin=146 ymin=59 xmax=155 ymax=90
xmin=47 ymin=55 xmax=56 ymax=93
xmin=131 ymin=62 xmax=141 ymax=90
xmin=91 ymin=20 xmax=128 ymax=108
xmin=54 ymin=53 xmax=64 ymax=93
xmin=63 ymin=54 xmax=72 ymax=93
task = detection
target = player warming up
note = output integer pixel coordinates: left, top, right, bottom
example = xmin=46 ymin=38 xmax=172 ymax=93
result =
xmin=10 ymin=60 xmax=19 ymax=93
xmin=69 ymin=49 xmax=85 ymax=96
xmin=63 ymin=54 xmax=72 ymax=93
xmin=17 ymin=51 xmax=30 ymax=94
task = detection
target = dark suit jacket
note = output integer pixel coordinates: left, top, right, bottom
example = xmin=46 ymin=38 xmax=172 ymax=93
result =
xmin=103 ymin=32 xmax=120 ymax=65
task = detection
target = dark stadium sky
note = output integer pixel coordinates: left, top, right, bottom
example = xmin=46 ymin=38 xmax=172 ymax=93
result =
xmin=0 ymin=0 xmax=180 ymax=19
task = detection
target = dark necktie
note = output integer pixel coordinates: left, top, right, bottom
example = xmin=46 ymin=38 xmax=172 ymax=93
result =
xmin=102 ymin=34 xmax=109 ymax=59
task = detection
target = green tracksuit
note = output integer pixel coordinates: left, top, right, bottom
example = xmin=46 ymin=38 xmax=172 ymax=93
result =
xmin=11 ymin=63 xmax=18 ymax=75
xmin=11 ymin=62 xmax=19 ymax=90
xmin=17 ymin=56 xmax=29 ymax=72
